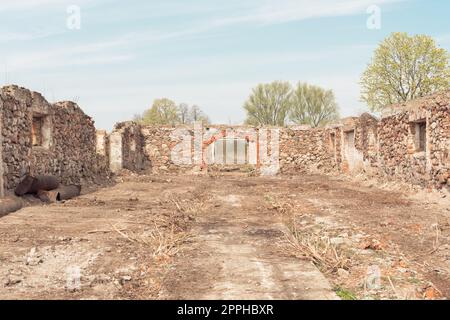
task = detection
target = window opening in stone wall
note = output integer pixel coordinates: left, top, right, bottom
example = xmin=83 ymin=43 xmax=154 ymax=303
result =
xmin=130 ymin=136 xmax=136 ymax=152
xmin=416 ymin=121 xmax=427 ymax=153
xmin=330 ymin=132 xmax=336 ymax=153
xmin=32 ymin=116 xmax=44 ymax=147
xmin=32 ymin=114 xmax=51 ymax=149
xmin=344 ymin=130 xmax=355 ymax=164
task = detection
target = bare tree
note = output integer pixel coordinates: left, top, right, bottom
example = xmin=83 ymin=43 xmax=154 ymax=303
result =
xmin=178 ymin=103 xmax=191 ymax=124
xmin=190 ymin=105 xmax=210 ymax=124
xmin=136 ymin=100 xmax=211 ymax=125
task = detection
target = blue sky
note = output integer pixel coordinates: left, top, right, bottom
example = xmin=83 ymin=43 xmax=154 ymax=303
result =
xmin=1 ymin=0 xmax=449 ymax=130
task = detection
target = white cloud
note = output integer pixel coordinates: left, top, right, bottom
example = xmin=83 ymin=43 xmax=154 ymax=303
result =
xmin=0 ymin=32 xmax=35 ymax=42
xmin=212 ymin=0 xmax=404 ymax=26
xmin=0 ymin=0 xmax=93 ymax=11
xmin=0 ymin=0 xmax=58 ymax=11
xmin=0 ymin=30 xmax=66 ymax=43
xmin=2 ymin=38 xmax=132 ymax=71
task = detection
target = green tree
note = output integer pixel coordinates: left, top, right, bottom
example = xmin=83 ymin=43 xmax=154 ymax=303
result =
xmin=361 ymin=32 xmax=450 ymax=111
xmin=136 ymin=100 xmax=211 ymax=125
xmin=244 ymin=81 xmax=292 ymax=126
xmin=142 ymin=98 xmax=180 ymax=125
xmin=290 ymin=83 xmax=339 ymax=127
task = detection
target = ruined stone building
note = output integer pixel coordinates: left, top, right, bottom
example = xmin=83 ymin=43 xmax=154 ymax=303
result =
xmin=107 ymin=91 xmax=449 ymax=190
xmin=1 ymin=85 xmax=449 ymax=198
xmin=0 ymin=85 xmax=110 ymax=197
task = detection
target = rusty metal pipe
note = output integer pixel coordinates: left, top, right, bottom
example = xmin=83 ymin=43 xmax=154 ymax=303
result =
xmin=37 ymin=190 xmax=59 ymax=203
xmin=29 ymin=175 xmax=59 ymax=194
xmin=38 ymin=185 xmax=81 ymax=203
xmin=15 ymin=175 xmax=59 ymax=196
xmin=56 ymin=185 xmax=81 ymax=201
xmin=0 ymin=197 xmax=23 ymax=217
xmin=15 ymin=175 xmax=36 ymax=196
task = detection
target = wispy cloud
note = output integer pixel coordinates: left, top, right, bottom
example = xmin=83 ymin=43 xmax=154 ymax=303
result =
xmin=0 ymin=30 xmax=66 ymax=43
xmin=0 ymin=32 xmax=35 ymax=42
xmin=212 ymin=0 xmax=404 ymax=26
xmin=3 ymin=38 xmax=133 ymax=71
xmin=116 ymin=0 xmax=405 ymax=43
xmin=0 ymin=0 xmax=93 ymax=11
xmin=0 ymin=0 xmax=58 ymax=11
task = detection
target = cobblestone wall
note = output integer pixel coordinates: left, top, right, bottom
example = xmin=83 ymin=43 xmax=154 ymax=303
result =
xmin=140 ymin=126 xmax=188 ymax=173
xmin=3 ymin=85 xmax=447 ymax=192
xmin=131 ymin=92 xmax=449 ymax=189
xmin=377 ymin=91 xmax=450 ymax=188
xmin=108 ymin=122 xmax=148 ymax=173
xmin=0 ymin=85 xmax=110 ymax=191
xmin=279 ymin=126 xmax=337 ymax=174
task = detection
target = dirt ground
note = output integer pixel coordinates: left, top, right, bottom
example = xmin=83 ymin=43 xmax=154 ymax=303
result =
xmin=0 ymin=172 xmax=449 ymax=300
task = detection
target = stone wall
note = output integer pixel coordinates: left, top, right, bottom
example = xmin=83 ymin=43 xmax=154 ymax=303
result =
xmin=335 ymin=114 xmax=379 ymax=173
xmin=135 ymin=124 xmax=338 ymax=175
xmin=325 ymin=91 xmax=449 ymax=189
xmin=121 ymin=92 xmax=448 ymax=190
xmin=139 ymin=125 xmax=273 ymax=174
xmin=95 ymin=129 xmax=111 ymax=179
xmin=355 ymin=113 xmax=379 ymax=168
xmin=107 ymin=122 xmax=148 ymax=173
xmin=141 ymin=126 xmax=185 ymax=173
xmin=377 ymin=91 xmax=450 ymax=188
xmin=0 ymin=85 xmax=110 ymax=192
xmin=4 ymin=85 xmax=443 ymax=192
xmin=279 ymin=127 xmax=337 ymax=174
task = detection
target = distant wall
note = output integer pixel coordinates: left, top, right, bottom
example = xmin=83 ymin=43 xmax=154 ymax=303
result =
xmin=104 ymin=122 xmax=148 ymax=173
xmin=141 ymin=126 xmax=181 ymax=173
xmin=131 ymin=92 xmax=448 ymax=189
xmin=136 ymin=125 xmax=337 ymax=175
xmin=279 ymin=127 xmax=337 ymax=174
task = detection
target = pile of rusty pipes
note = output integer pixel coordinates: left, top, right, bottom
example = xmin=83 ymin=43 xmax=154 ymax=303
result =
xmin=15 ymin=175 xmax=81 ymax=203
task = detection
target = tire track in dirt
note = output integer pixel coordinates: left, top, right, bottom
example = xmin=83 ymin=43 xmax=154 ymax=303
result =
xmin=158 ymin=177 xmax=338 ymax=300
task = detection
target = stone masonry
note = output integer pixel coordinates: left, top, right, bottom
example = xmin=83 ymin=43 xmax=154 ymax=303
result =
xmin=377 ymin=91 xmax=450 ymax=188
xmin=0 ymin=85 xmax=110 ymax=193
xmin=1 ymin=86 xmax=448 ymax=196
xmin=104 ymin=122 xmax=148 ymax=173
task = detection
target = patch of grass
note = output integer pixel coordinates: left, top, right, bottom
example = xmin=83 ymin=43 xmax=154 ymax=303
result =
xmin=408 ymin=277 xmax=421 ymax=285
xmin=239 ymin=164 xmax=256 ymax=173
xmin=264 ymin=194 xmax=295 ymax=215
xmin=334 ymin=287 xmax=357 ymax=300
xmin=264 ymin=194 xmax=274 ymax=203
xmin=285 ymin=223 xmax=351 ymax=273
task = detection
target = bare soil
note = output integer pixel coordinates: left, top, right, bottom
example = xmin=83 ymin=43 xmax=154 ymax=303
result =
xmin=0 ymin=173 xmax=449 ymax=300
